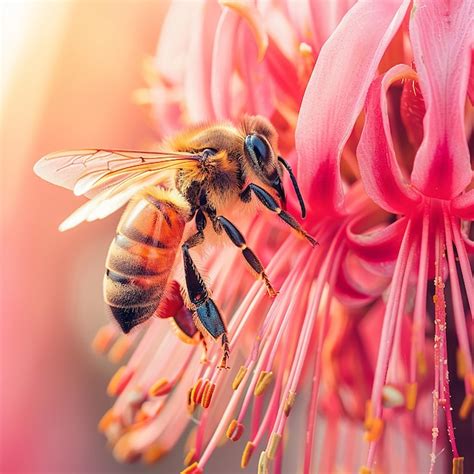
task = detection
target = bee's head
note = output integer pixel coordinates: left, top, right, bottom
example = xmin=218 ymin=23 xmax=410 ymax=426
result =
xmin=242 ymin=116 xmax=306 ymax=218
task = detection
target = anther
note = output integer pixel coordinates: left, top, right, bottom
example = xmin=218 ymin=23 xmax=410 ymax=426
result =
xmin=184 ymin=448 xmax=197 ymax=467
xmin=364 ymin=400 xmax=373 ymax=429
xmin=192 ymin=378 xmax=206 ymax=404
xmin=108 ymin=335 xmax=132 ymax=363
xmin=382 ymin=385 xmax=404 ymax=408
xmin=226 ymin=419 xmax=244 ymax=441
xmin=299 ymin=42 xmax=313 ymax=57
xmin=266 ymin=433 xmax=281 ymax=460
xmin=180 ymin=461 xmax=203 ymax=474
xmin=134 ymin=409 xmax=149 ymax=424
xmin=241 ymin=442 xmax=255 ymax=468
xmin=452 ymin=457 xmax=464 ymax=474
xmin=143 ymin=444 xmax=166 ymax=464
xmin=459 ymin=394 xmax=473 ymax=420
xmin=284 ymin=391 xmax=297 ymax=416
xmin=358 ymin=466 xmax=372 ymax=474
xmin=187 ymin=387 xmax=196 ymax=414
xmin=113 ymin=433 xmax=140 ymax=463
xmin=91 ymin=325 xmax=115 ymax=354
xmin=107 ymin=366 xmax=134 ymax=397
xmin=254 ymin=371 xmax=273 ymax=396
xmin=98 ymin=409 xmax=115 ymax=433
xmin=232 ymin=366 xmax=248 ymax=390
xmin=258 ymin=451 xmax=269 ymax=474
xmin=417 ymin=351 xmax=427 ymax=377
xmin=406 ymin=383 xmax=418 ymax=410
xmin=364 ymin=417 xmax=384 ymax=442
xmin=201 ymin=382 xmax=216 ymax=408
xmin=456 ymin=349 xmax=466 ymax=379
xmin=148 ymin=378 xmax=171 ymax=397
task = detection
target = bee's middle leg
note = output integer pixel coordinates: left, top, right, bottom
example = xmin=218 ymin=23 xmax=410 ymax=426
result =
xmin=215 ymin=215 xmax=277 ymax=297
xmin=182 ymin=210 xmax=229 ymax=368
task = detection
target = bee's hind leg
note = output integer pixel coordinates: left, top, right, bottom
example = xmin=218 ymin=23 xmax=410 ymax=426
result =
xmin=182 ymin=211 xmax=229 ymax=369
xmin=215 ymin=215 xmax=277 ymax=297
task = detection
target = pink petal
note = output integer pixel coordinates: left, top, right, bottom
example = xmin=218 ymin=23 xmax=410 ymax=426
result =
xmin=154 ymin=1 xmax=198 ymax=84
xmin=238 ymin=24 xmax=274 ymax=116
xmin=357 ymin=65 xmax=422 ymax=214
xmin=221 ymin=0 xmax=269 ymax=61
xmin=283 ymin=0 xmax=313 ymax=44
xmin=308 ymin=0 xmax=357 ymax=53
xmin=452 ymin=189 xmax=474 ymax=220
xmin=409 ymin=0 xmax=473 ymax=199
xmin=295 ymin=0 xmax=410 ymax=217
xmin=346 ymin=215 xmax=408 ymax=265
xmin=184 ymin=0 xmax=220 ymax=122
xmin=211 ymin=8 xmax=240 ymax=119
xmin=334 ymin=251 xmax=386 ymax=306
xmin=468 ymin=48 xmax=474 ymax=104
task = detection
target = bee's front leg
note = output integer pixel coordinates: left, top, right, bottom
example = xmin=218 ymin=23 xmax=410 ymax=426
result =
xmin=240 ymin=183 xmax=318 ymax=246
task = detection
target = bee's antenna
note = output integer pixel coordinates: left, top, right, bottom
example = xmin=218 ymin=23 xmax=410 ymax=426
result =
xmin=278 ymin=156 xmax=306 ymax=219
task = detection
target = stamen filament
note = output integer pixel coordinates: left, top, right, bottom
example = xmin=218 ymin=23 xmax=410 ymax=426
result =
xmin=410 ymin=203 xmax=430 ymax=385
xmin=367 ymin=219 xmax=413 ymax=469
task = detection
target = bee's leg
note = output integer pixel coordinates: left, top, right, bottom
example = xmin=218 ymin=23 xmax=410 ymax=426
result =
xmin=182 ymin=211 xmax=229 ymax=369
xmin=240 ymin=183 xmax=318 ymax=246
xmin=215 ymin=215 xmax=277 ymax=297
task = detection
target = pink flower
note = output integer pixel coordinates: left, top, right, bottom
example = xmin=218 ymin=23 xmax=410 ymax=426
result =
xmin=35 ymin=0 xmax=473 ymax=472
xmin=350 ymin=1 xmax=474 ymax=471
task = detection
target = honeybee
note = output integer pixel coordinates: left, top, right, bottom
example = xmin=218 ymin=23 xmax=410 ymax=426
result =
xmin=34 ymin=115 xmax=316 ymax=368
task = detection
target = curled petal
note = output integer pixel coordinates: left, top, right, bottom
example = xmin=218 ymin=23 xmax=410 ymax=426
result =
xmin=334 ymin=252 xmax=387 ymax=306
xmin=184 ymin=0 xmax=220 ymax=122
xmin=409 ymin=0 xmax=473 ymax=199
xmin=238 ymin=22 xmax=274 ymax=116
xmin=357 ymin=65 xmax=422 ymax=214
xmin=308 ymin=0 xmax=357 ymax=53
xmin=469 ymin=48 xmax=474 ymax=104
xmin=220 ymin=0 xmax=268 ymax=61
xmin=451 ymin=189 xmax=474 ymax=220
xmin=346 ymin=215 xmax=408 ymax=264
xmin=154 ymin=1 xmax=199 ymax=84
xmin=211 ymin=8 xmax=240 ymax=119
xmin=295 ymin=0 xmax=410 ymax=217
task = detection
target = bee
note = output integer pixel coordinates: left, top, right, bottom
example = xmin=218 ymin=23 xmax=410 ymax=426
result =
xmin=34 ymin=115 xmax=316 ymax=368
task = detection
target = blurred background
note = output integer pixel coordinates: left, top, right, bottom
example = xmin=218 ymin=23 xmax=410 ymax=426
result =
xmin=0 ymin=1 xmax=184 ymax=472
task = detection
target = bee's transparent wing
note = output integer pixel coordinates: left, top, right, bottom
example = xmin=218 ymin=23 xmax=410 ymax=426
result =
xmin=34 ymin=149 xmax=200 ymax=197
xmin=34 ymin=149 xmax=200 ymax=230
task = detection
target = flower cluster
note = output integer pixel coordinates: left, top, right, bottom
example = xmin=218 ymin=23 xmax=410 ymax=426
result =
xmin=93 ymin=1 xmax=473 ymax=473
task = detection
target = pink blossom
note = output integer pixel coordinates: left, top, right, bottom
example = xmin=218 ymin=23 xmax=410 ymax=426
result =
xmin=35 ymin=0 xmax=473 ymax=472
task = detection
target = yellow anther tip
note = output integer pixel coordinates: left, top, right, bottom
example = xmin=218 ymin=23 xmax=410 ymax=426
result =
xmin=232 ymin=366 xmax=248 ymax=390
xmin=364 ymin=417 xmax=384 ymax=442
xmin=258 ymin=450 xmax=269 ymax=474
xmin=143 ymin=444 xmax=166 ymax=464
xmin=241 ymin=442 xmax=255 ymax=468
xmin=452 ymin=457 xmax=464 ymax=474
xmin=254 ymin=371 xmax=273 ymax=396
xmin=266 ymin=432 xmax=281 ymax=460
xmin=148 ymin=378 xmax=170 ymax=397
xmin=459 ymin=394 xmax=473 ymax=420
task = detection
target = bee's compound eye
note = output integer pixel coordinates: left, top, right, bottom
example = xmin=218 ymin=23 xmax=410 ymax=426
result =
xmin=245 ymin=134 xmax=270 ymax=167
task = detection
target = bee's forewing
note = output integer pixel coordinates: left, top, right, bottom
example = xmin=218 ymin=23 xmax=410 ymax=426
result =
xmin=34 ymin=149 xmax=199 ymax=197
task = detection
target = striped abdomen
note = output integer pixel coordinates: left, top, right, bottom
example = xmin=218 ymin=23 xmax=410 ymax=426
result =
xmin=104 ymin=189 xmax=187 ymax=333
